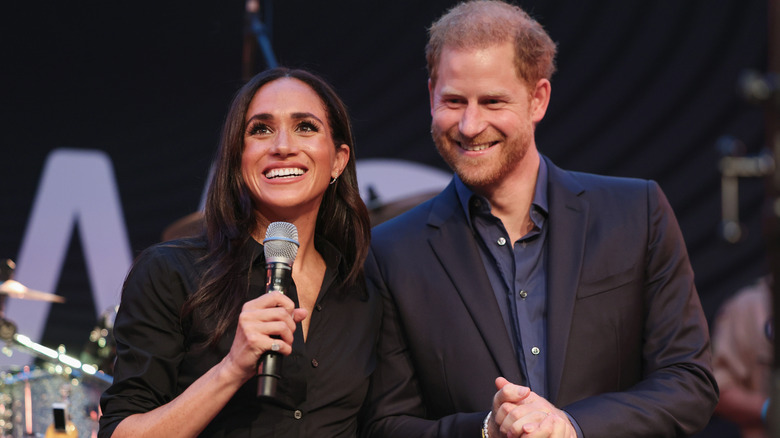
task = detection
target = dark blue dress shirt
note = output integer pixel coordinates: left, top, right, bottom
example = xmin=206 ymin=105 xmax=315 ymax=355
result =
xmin=454 ymin=157 xmax=549 ymax=398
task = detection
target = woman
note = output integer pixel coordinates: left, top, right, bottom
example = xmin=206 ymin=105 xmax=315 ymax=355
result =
xmin=99 ymin=67 xmax=377 ymax=437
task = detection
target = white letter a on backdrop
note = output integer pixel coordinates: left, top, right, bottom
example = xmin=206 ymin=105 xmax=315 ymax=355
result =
xmin=1 ymin=148 xmax=132 ymax=367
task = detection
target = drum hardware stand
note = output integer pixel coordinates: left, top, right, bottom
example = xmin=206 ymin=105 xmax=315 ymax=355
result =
xmin=0 ymin=259 xmax=19 ymax=361
xmin=718 ymin=135 xmax=775 ymax=243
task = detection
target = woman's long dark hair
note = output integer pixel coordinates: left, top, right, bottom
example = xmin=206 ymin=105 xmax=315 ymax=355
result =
xmin=182 ymin=67 xmax=371 ymax=348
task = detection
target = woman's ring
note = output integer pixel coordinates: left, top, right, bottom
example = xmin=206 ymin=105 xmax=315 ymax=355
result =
xmin=271 ymin=342 xmax=280 ymax=352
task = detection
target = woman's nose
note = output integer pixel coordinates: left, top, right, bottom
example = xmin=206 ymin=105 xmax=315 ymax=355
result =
xmin=269 ymin=129 xmax=298 ymax=156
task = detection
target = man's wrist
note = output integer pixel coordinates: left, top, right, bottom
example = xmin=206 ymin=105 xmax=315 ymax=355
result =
xmin=481 ymin=411 xmax=492 ymax=438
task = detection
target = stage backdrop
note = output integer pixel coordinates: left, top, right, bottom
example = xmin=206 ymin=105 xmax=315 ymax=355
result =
xmin=0 ymin=1 xmax=770 ymax=434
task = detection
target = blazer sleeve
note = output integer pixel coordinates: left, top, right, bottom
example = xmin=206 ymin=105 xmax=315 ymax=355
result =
xmin=562 ymin=180 xmax=719 ymax=436
xmin=360 ymin=249 xmax=486 ymax=438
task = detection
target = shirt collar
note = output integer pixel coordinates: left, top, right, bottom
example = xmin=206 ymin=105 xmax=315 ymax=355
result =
xmin=245 ymin=234 xmax=345 ymax=279
xmin=454 ymin=153 xmax=549 ymax=227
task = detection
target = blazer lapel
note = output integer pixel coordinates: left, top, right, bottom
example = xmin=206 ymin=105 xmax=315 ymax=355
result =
xmin=426 ymin=182 xmax=524 ymax=383
xmin=543 ymin=157 xmax=588 ymax=403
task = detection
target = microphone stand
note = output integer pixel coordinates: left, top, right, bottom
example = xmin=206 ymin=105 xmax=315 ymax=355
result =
xmin=242 ymin=0 xmax=278 ymax=81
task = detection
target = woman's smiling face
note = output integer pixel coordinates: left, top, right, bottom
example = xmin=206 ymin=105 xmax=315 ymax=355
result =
xmin=241 ymin=77 xmax=349 ymax=221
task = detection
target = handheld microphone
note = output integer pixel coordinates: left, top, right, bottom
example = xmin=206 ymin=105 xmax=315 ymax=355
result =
xmin=258 ymin=221 xmax=299 ymax=398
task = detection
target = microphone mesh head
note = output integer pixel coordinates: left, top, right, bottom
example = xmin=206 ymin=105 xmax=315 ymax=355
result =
xmin=263 ymin=222 xmax=299 ymax=264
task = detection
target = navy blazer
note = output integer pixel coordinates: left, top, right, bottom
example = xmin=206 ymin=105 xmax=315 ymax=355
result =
xmin=362 ymin=156 xmax=718 ymax=438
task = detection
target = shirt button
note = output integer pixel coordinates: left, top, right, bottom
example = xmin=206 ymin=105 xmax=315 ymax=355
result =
xmin=531 ymin=346 xmax=540 ymax=355
xmin=294 ymin=410 xmax=302 ymax=420
xmin=311 ymin=359 xmax=319 ymax=368
xmin=497 ymin=237 xmax=506 ymax=246
xmin=519 ymin=290 xmax=528 ymax=299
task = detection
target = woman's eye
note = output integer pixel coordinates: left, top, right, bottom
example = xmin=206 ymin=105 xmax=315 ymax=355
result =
xmin=297 ymin=121 xmax=319 ymax=133
xmin=248 ymin=123 xmax=271 ymax=135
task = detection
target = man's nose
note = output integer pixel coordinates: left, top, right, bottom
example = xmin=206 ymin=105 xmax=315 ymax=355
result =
xmin=458 ymin=104 xmax=487 ymax=138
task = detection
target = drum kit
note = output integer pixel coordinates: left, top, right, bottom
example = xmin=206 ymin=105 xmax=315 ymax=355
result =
xmin=0 ymin=259 xmax=115 ymax=438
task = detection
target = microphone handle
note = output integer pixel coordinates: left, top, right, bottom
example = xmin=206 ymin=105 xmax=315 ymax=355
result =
xmin=258 ymin=351 xmax=282 ymax=398
xmin=258 ymin=262 xmax=292 ymax=398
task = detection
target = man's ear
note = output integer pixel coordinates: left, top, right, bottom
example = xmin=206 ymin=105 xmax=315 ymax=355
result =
xmin=530 ymin=78 xmax=551 ymax=124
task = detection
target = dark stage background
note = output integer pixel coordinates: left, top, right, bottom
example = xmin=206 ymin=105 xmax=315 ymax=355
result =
xmin=0 ymin=1 xmax=771 ymax=436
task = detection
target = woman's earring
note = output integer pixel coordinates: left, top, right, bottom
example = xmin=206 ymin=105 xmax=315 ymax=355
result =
xmin=329 ymin=176 xmax=338 ymax=185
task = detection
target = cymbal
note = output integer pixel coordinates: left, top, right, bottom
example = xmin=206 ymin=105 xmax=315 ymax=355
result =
xmin=0 ymin=280 xmax=66 ymax=303
xmin=161 ymin=211 xmax=204 ymax=241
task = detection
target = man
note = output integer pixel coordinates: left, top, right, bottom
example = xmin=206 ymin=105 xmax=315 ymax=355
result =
xmin=362 ymin=1 xmax=718 ymax=437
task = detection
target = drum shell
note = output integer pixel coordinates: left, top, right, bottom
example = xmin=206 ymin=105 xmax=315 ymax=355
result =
xmin=0 ymin=367 xmax=110 ymax=438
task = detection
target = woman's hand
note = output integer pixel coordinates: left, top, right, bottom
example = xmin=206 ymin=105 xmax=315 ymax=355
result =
xmin=222 ymin=291 xmax=308 ymax=382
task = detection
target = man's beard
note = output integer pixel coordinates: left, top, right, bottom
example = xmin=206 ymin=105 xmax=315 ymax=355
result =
xmin=432 ymin=124 xmax=531 ymax=190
